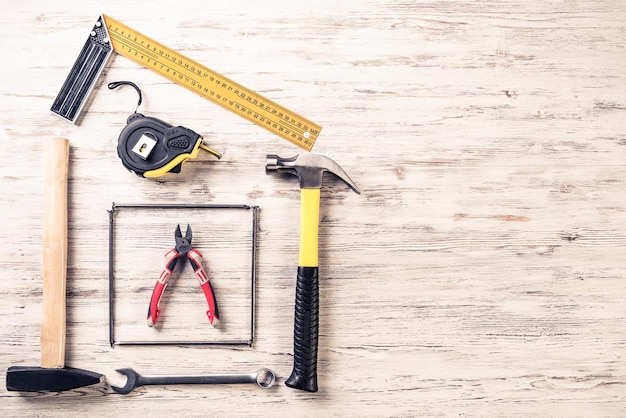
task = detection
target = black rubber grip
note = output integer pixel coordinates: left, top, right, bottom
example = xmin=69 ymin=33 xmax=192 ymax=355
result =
xmin=285 ymin=266 xmax=319 ymax=392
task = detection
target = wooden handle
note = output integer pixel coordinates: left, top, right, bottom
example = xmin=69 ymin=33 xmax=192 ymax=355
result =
xmin=40 ymin=138 xmax=69 ymax=368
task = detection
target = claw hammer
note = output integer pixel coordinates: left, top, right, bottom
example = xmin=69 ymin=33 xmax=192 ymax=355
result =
xmin=266 ymin=154 xmax=360 ymax=392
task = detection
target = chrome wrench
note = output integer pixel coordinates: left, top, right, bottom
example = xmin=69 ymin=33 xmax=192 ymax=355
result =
xmin=111 ymin=367 xmax=276 ymax=394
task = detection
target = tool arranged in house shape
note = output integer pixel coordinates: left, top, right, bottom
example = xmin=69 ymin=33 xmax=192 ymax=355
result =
xmin=51 ymin=14 xmax=321 ymax=151
xmin=147 ymin=224 xmax=220 ymax=327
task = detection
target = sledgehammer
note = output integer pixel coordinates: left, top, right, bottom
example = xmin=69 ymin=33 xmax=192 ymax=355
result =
xmin=6 ymin=138 xmax=103 ymax=392
xmin=266 ymin=153 xmax=360 ymax=392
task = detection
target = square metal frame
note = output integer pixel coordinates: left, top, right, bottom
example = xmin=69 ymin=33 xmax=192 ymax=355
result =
xmin=108 ymin=202 xmax=258 ymax=347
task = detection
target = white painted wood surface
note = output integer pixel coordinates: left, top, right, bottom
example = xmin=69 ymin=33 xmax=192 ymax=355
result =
xmin=1 ymin=0 xmax=625 ymax=416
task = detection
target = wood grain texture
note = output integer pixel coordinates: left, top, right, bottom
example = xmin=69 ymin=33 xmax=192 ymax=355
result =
xmin=1 ymin=0 xmax=624 ymax=416
xmin=41 ymin=137 xmax=69 ymax=368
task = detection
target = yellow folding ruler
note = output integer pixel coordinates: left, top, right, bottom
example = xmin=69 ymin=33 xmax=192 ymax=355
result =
xmin=51 ymin=14 xmax=321 ymax=151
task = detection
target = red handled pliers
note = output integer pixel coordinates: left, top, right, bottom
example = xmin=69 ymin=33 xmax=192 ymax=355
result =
xmin=147 ymin=224 xmax=220 ymax=327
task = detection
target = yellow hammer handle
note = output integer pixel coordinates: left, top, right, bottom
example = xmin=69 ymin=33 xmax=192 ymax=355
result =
xmin=41 ymin=138 xmax=69 ymax=368
xmin=298 ymin=188 xmax=321 ymax=267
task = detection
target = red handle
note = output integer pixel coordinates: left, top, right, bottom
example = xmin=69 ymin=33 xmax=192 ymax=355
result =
xmin=188 ymin=249 xmax=220 ymax=326
xmin=147 ymin=249 xmax=179 ymax=327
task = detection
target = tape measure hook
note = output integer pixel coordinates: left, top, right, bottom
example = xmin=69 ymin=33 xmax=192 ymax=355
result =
xmin=108 ymin=81 xmax=143 ymax=114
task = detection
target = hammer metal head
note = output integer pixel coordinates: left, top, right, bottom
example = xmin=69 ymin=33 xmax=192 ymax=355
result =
xmin=6 ymin=366 xmax=104 ymax=392
xmin=266 ymin=154 xmax=360 ymax=192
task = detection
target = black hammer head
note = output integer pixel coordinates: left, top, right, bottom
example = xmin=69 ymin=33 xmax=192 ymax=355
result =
xmin=6 ymin=366 xmax=104 ymax=392
xmin=266 ymin=154 xmax=360 ymax=192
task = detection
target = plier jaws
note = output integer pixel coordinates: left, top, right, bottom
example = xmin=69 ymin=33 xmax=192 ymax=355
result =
xmin=174 ymin=224 xmax=193 ymax=254
xmin=147 ymin=224 xmax=220 ymax=327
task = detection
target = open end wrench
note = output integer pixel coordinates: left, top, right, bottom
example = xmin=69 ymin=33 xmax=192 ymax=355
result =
xmin=111 ymin=367 xmax=276 ymax=394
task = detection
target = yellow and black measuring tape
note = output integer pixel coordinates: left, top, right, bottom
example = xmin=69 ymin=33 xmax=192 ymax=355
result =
xmin=51 ymin=14 xmax=321 ymax=151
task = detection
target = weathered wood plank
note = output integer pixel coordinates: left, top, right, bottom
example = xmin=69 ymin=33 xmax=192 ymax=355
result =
xmin=0 ymin=0 xmax=624 ymax=416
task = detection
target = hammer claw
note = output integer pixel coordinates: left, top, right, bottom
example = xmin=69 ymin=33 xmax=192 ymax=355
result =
xmin=266 ymin=154 xmax=360 ymax=193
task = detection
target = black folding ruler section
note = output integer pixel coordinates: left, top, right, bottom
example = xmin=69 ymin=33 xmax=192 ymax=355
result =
xmin=51 ymin=14 xmax=321 ymax=151
xmin=51 ymin=16 xmax=112 ymax=123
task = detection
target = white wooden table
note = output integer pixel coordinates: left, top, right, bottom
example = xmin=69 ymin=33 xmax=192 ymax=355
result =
xmin=1 ymin=1 xmax=624 ymax=416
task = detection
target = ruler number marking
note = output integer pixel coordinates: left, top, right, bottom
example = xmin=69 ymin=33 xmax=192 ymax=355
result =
xmin=105 ymin=16 xmax=319 ymax=149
